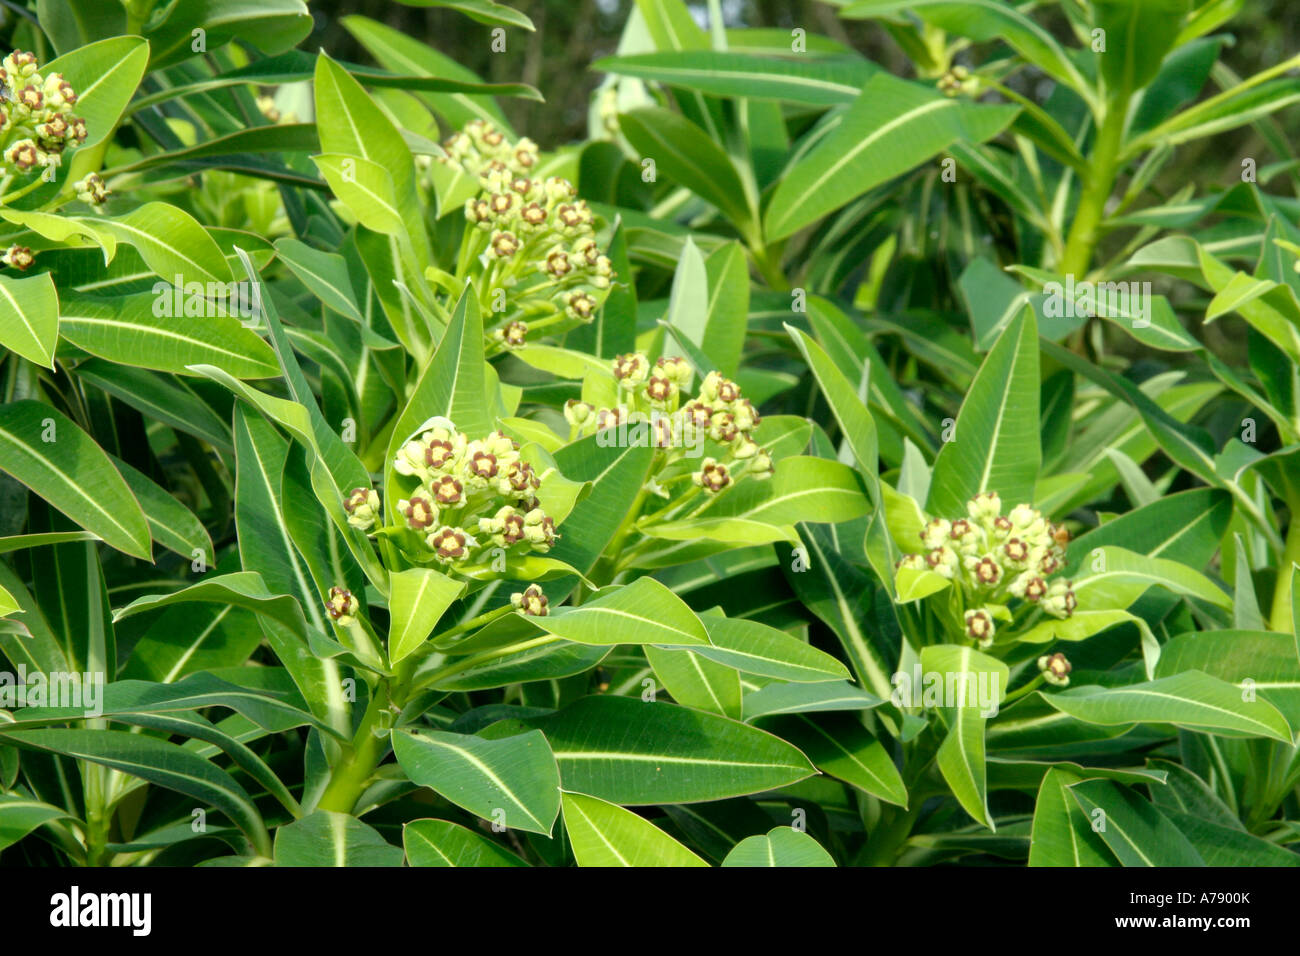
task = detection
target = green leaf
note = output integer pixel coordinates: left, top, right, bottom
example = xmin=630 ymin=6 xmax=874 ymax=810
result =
xmin=0 ymin=401 xmax=150 ymax=559
xmin=1067 ymin=779 xmax=1205 ymax=866
xmin=118 ymin=604 xmax=262 ymax=683
xmin=0 ymin=208 xmax=117 ymax=263
xmin=403 ymin=818 xmax=528 ymax=866
xmin=274 ymin=238 xmax=364 ymax=322
xmin=0 ymin=728 xmax=269 ymax=855
xmin=0 ymin=671 xmax=328 ymax=736
xmin=392 ymin=728 xmax=561 ymax=835
xmin=312 ymin=154 xmax=405 ymax=235
xmin=385 ymin=290 xmax=492 ymax=500
xmin=840 ymin=0 xmax=1090 ymax=97
xmin=688 ymin=455 xmax=870 ymax=527
xmin=43 ymin=35 xmax=149 ymax=185
xmin=1156 ymin=629 xmax=1300 ymax=731
xmin=922 ymin=644 xmax=1009 ymax=829
xmin=1093 ymin=0 xmax=1191 ymax=98
xmin=530 ymin=577 xmax=709 ymax=647
xmin=533 ymin=695 xmax=816 ymax=804
xmin=927 ymin=308 xmax=1039 ymax=517
xmin=99 ymin=203 xmax=233 ymax=287
xmin=273 ymin=810 xmax=403 ymax=866
xmin=0 ymin=272 xmax=59 ymax=368
xmin=596 ymin=50 xmax=874 ymax=106
xmin=0 ymin=793 xmax=73 ymax=852
xmin=388 ymin=568 xmax=466 ymax=664
xmin=1028 ymin=768 xmax=1116 ymax=866
xmin=619 ymin=107 xmax=757 ymax=242
xmin=1165 ymin=810 xmax=1300 ymax=866
xmin=144 ymin=0 xmax=313 ymax=70
xmin=58 ymin=293 xmax=279 ymax=379
xmin=786 ymin=324 xmax=878 ymax=493
xmin=389 ymin=0 xmax=535 ymax=30
xmin=742 ymin=680 xmax=883 ymax=719
xmin=1065 ymin=487 xmax=1232 ymax=574
xmin=1043 ymin=671 xmax=1292 ymax=742
xmin=562 ymin=791 xmax=709 ymax=866
xmin=721 ymin=826 xmax=836 ymax=866
xmin=110 ymin=455 xmax=212 ymax=562
xmin=342 ymin=15 xmax=513 ymax=130
xmin=644 ymin=645 xmax=741 ymax=718
xmin=1072 ymin=546 xmax=1231 ymax=610
xmin=696 ymin=611 xmax=851 ymax=682
xmin=764 ymin=74 xmax=1018 ymax=240
xmin=767 ymin=714 xmax=907 ymax=807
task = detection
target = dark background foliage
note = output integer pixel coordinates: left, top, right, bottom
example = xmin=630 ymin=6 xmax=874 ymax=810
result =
xmin=305 ymin=0 xmax=1299 ymax=157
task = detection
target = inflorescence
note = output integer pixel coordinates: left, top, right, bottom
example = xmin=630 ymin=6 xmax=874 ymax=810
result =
xmin=438 ymin=120 xmax=614 ymax=348
xmin=378 ymin=417 xmax=558 ymax=566
xmin=565 ymin=358 xmax=774 ymax=493
xmin=897 ymin=492 xmax=1077 ymax=647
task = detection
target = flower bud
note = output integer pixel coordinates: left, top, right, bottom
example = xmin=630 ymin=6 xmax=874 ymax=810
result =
xmin=964 ymin=608 xmax=995 ymax=648
xmin=399 ymin=495 xmax=438 ymax=531
xmin=326 ymin=586 xmax=359 ymax=626
xmin=920 ymin=518 xmax=952 ymax=551
xmin=427 ymin=526 xmax=474 ymax=563
xmin=1038 ymin=652 xmax=1072 ymax=686
xmin=656 ymin=356 xmax=691 ymax=385
xmin=967 ymin=491 xmax=1002 ymax=522
xmin=693 ymin=458 xmax=732 ymax=494
xmin=564 ymin=399 xmax=595 ymax=428
xmin=74 ymin=172 xmax=110 ymax=207
xmin=344 ymin=487 xmax=380 ymax=531
xmin=644 ymin=375 xmax=676 ymax=407
xmin=512 ymin=583 xmax=549 ymax=616
xmin=564 ymin=290 xmax=597 ymax=321
xmin=494 ymin=320 xmax=527 ymax=349
xmin=1 ymin=245 xmax=34 ymax=271
xmin=1042 ymin=579 xmax=1077 ymax=619
xmin=612 ymin=352 xmax=650 ymax=389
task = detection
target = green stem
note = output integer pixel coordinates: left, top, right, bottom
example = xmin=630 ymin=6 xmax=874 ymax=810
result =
xmin=751 ymin=243 xmax=789 ymax=292
xmin=317 ymin=683 xmax=391 ymax=814
xmin=1269 ymin=510 xmax=1300 ymax=634
xmin=1060 ymin=92 xmax=1130 ymax=280
xmin=1001 ymin=673 xmax=1045 ymax=706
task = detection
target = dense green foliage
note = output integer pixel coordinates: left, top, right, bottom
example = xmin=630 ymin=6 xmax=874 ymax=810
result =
xmin=0 ymin=0 xmax=1299 ymax=867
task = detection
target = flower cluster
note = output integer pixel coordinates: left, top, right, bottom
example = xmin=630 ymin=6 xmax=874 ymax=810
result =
xmin=898 ymin=492 xmax=1076 ymax=647
xmin=565 ymin=358 xmax=774 ymax=492
xmin=440 ymin=118 xmax=540 ymax=181
xmin=439 ymin=120 xmax=614 ymax=350
xmin=391 ymin=417 xmax=557 ymax=566
xmin=0 ymin=51 xmax=88 ymax=182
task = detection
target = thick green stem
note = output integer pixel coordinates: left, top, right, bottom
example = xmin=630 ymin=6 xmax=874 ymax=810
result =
xmin=317 ymin=683 xmax=391 ymax=814
xmin=1269 ymin=511 xmax=1300 ymax=634
xmin=1060 ymin=94 xmax=1129 ymax=279
xmin=859 ymin=804 xmax=923 ymax=866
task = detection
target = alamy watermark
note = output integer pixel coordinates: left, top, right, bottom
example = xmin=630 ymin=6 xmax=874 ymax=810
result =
xmin=595 ymin=407 xmax=706 ymax=458
xmin=1043 ymin=274 xmax=1153 ymax=329
xmin=152 ymin=275 xmax=261 ymax=326
xmin=0 ymin=666 xmax=104 ymax=717
xmin=891 ymin=664 xmax=1002 ymax=718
